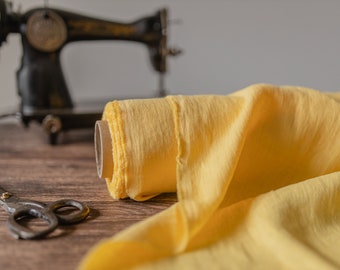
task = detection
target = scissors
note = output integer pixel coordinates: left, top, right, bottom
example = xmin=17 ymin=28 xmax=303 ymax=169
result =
xmin=0 ymin=185 xmax=90 ymax=240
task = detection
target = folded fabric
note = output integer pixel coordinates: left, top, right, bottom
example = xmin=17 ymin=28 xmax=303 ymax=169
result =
xmin=79 ymin=84 xmax=340 ymax=269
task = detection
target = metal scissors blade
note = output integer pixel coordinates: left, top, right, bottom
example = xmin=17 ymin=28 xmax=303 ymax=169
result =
xmin=0 ymin=186 xmax=90 ymax=240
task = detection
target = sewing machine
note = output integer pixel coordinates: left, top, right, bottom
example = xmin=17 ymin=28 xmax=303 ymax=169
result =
xmin=0 ymin=1 xmax=180 ymax=144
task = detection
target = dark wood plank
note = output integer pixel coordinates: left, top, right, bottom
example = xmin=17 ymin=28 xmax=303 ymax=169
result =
xmin=0 ymin=121 xmax=177 ymax=270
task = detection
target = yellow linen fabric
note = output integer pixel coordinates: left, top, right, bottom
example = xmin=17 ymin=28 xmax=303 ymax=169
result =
xmin=79 ymin=84 xmax=340 ymax=269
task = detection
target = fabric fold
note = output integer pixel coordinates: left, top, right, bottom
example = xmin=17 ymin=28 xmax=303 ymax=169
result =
xmin=79 ymin=84 xmax=340 ymax=269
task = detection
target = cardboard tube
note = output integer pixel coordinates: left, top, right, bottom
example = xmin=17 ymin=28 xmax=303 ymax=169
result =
xmin=95 ymin=120 xmax=113 ymax=179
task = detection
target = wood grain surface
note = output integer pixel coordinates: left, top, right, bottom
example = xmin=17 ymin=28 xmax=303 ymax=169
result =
xmin=0 ymin=121 xmax=177 ymax=270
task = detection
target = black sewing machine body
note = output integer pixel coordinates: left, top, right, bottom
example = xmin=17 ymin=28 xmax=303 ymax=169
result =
xmin=0 ymin=1 xmax=179 ymax=143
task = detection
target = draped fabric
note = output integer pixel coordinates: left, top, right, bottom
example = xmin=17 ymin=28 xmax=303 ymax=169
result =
xmin=79 ymin=84 xmax=340 ymax=270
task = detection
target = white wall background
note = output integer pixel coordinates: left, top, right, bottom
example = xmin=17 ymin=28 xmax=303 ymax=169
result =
xmin=1 ymin=0 xmax=340 ymax=113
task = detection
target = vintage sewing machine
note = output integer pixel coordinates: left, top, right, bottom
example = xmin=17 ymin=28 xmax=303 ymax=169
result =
xmin=0 ymin=1 xmax=180 ymax=144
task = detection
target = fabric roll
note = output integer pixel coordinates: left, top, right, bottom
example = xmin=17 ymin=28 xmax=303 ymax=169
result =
xmin=101 ymin=97 xmax=177 ymax=201
xmin=79 ymin=84 xmax=340 ymax=269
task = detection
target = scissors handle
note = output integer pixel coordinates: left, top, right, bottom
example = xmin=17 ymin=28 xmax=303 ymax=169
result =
xmin=6 ymin=199 xmax=90 ymax=240
xmin=7 ymin=206 xmax=59 ymax=240
xmin=49 ymin=199 xmax=90 ymax=225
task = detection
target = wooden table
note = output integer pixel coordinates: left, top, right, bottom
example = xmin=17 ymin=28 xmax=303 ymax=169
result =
xmin=0 ymin=121 xmax=176 ymax=270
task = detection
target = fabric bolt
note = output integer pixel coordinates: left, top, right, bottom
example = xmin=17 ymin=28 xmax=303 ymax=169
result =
xmin=79 ymin=84 xmax=340 ymax=269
